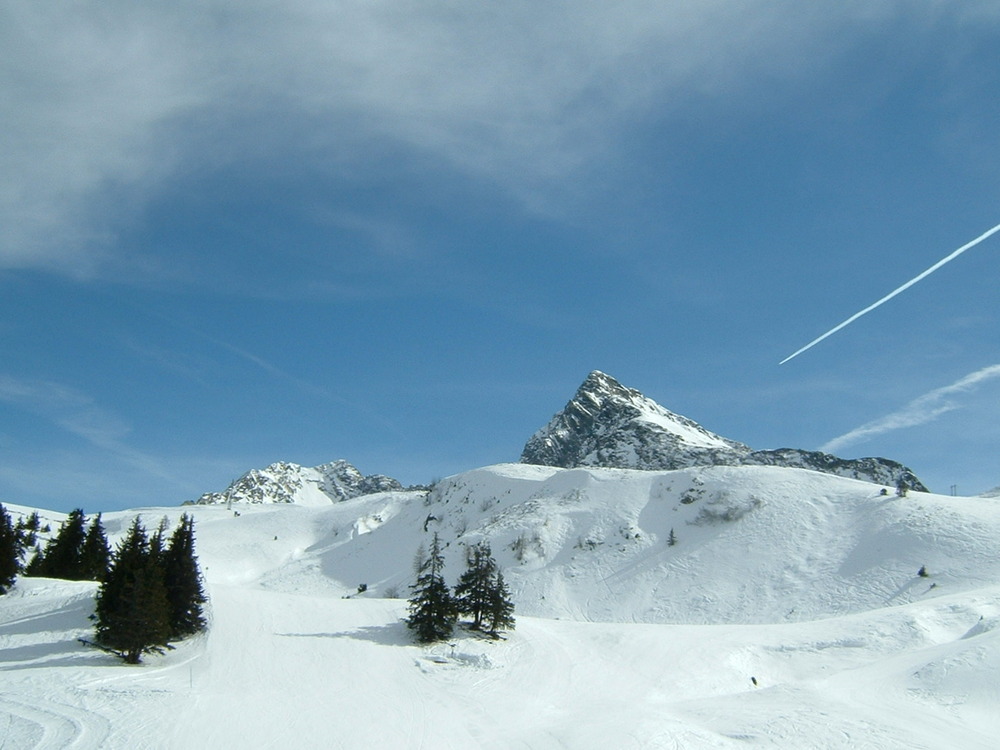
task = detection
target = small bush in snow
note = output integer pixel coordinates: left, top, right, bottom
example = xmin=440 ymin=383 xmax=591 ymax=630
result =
xmin=690 ymin=495 xmax=762 ymax=525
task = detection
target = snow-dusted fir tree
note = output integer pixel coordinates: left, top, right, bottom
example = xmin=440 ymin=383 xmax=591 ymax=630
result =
xmin=455 ymin=542 xmax=498 ymax=630
xmin=407 ymin=533 xmax=456 ymax=643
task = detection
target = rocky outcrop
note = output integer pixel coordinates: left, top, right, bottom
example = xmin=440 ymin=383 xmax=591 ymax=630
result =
xmin=522 ymin=371 xmax=927 ymax=491
xmin=192 ymin=459 xmax=403 ymax=506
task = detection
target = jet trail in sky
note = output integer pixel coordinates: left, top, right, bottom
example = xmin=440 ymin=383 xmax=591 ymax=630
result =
xmin=821 ymin=363 xmax=1000 ymax=453
xmin=780 ymin=223 xmax=1000 ymax=365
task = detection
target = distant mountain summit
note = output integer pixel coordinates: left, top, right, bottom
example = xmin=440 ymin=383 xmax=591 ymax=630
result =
xmin=521 ymin=371 xmax=927 ymax=491
xmin=192 ymin=459 xmax=403 ymax=507
xmin=521 ymin=371 xmax=750 ymax=470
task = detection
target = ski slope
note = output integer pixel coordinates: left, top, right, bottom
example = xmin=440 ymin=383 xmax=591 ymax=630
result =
xmin=2 ymin=464 xmax=999 ymax=748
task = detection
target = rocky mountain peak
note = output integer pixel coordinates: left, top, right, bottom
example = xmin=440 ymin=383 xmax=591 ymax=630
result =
xmin=522 ymin=371 xmax=749 ymax=470
xmin=522 ymin=371 xmax=927 ymax=491
xmin=192 ymin=459 xmax=403 ymax=506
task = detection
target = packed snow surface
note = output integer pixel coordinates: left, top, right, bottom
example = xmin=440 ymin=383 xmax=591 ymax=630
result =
xmin=2 ymin=464 xmax=1000 ymax=748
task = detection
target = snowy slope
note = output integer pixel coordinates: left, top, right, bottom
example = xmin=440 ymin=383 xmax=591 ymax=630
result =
xmin=2 ymin=465 xmax=1000 ymax=748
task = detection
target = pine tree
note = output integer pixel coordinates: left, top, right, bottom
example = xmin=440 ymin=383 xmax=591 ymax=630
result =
xmin=95 ymin=517 xmax=171 ymax=664
xmin=80 ymin=514 xmax=111 ymax=582
xmin=23 ymin=511 xmax=41 ymax=532
xmin=163 ymin=514 xmax=207 ymax=638
xmin=32 ymin=508 xmax=88 ymax=579
xmin=0 ymin=504 xmax=21 ymax=594
xmin=147 ymin=517 xmax=169 ymax=575
xmin=484 ymin=570 xmax=515 ymax=638
xmin=454 ymin=542 xmax=497 ymax=630
xmin=23 ymin=548 xmax=43 ymax=577
xmin=407 ymin=533 xmax=456 ymax=643
xmin=14 ymin=512 xmax=39 ymax=549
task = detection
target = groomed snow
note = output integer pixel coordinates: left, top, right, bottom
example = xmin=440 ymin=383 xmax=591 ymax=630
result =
xmin=2 ymin=464 xmax=999 ymax=748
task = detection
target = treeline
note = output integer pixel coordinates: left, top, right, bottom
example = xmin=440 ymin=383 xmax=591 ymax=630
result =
xmin=25 ymin=508 xmax=111 ymax=580
xmin=407 ymin=534 xmax=514 ymax=643
xmin=0 ymin=505 xmax=207 ymax=664
xmin=0 ymin=504 xmax=37 ymax=594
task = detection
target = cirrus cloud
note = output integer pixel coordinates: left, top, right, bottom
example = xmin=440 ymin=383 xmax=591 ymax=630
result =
xmin=821 ymin=364 xmax=1000 ymax=454
xmin=6 ymin=1 xmax=992 ymax=277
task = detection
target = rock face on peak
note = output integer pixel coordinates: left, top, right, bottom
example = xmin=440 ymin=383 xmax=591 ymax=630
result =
xmin=521 ymin=371 xmax=927 ymax=491
xmin=522 ymin=371 xmax=750 ymax=471
xmin=192 ymin=459 xmax=403 ymax=507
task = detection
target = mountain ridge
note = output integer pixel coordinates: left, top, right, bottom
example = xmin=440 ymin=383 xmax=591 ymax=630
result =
xmin=521 ymin=370 xmax=927 ymax=491
xmin=191 ymin=459 xmax=403 ymax=507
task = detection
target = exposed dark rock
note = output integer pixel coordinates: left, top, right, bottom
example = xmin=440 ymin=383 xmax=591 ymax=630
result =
xmin=522 ymin=371 xmax=927 ymax=492
xmin=193 ymin=459 xmax=403 ymax=505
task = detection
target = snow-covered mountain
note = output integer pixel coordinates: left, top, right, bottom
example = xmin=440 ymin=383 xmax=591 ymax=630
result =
xmin=191 ymin=459 xmax=403 ymax=506
xmin=522 ymin=370 xmax=927 ymax=491
xmin=3 ymin=463 xmax=1000 ymax=747
xmin=5 ymin=371 xmax=995 ymax=747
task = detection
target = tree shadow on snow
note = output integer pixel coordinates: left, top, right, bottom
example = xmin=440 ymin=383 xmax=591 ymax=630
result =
xmin=0 ymin=641 xmax=106 ymax=671
xmin=277 ymin=620 xmax=412 ymax=647
xmin=0 ymin=599 xmax=94 ymax=638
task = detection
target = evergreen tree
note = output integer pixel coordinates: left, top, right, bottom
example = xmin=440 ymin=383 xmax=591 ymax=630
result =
xmin=406 ymin=533 xmax=456 ymax=643
xmin=14 ymin=512 xmax=39 ymax=549
xmin=23 ymin=511 xmax=41 ymax=532
xmin=33 ymin=508 xmax=87 ymax=579
xmin=454 ymin=542 xmax=497 ymax=630
xmin=80 ymin=514 xmax=111 ymax=582
xmin=484 ymin=570 xmax=515 ymax=638
xmin=23 ymin=548 xmax=43 ymax=577
xmin=148 ymin=516 xmax=170 ymax=570
xmin=95 ymin=517 xmax=171 ymax=664
xmin=0 ymin=504 xmax=21 ymax=594
xmin=163 ymin=514 xmax=207 ymax=638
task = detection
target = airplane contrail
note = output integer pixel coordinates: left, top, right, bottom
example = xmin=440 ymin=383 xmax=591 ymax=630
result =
xmin=821 ymin=363 xmax=1000 ymax=453
xmin=780 ymin=222 xmax=1000 ymax=365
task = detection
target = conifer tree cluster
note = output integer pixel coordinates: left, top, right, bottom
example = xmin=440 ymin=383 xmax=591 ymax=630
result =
xmin=24 ymin=509 xmax=110 ymax=581
xmin=94 ymin=514 xmax=207 ymax=664
xmin=407 ymin=535 xmax=514 ymax=643
xmin=0 ymin=506 xmax=61 ymax=594
xmin=0 ymin=505 xmax=24 ymax=594
xmin=454 ymin=542 xmax=514 ymax=637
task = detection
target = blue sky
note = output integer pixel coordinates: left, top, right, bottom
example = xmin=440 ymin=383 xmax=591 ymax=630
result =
xmin=3 ymin=2 xmax=999 ymax=512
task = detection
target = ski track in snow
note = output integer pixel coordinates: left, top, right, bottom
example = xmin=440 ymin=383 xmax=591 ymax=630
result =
xmin=0 ymin=693 xmax=110 ymax=749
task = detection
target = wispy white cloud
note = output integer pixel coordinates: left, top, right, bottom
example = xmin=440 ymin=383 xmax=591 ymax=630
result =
xmin=0 ymin=374 xmax=183 ymax=485
xmin=821 ymin=364 xmax=1000 ymax=453
xmin=5 ymin=1 xmax=990 ymax=277
xmin=168 ymin=325 xmax=407 ymax=438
